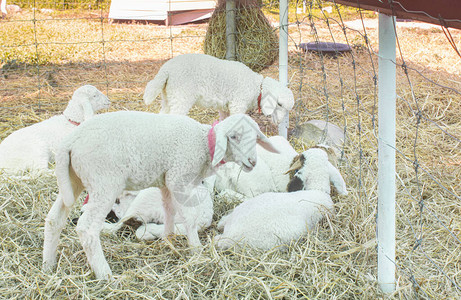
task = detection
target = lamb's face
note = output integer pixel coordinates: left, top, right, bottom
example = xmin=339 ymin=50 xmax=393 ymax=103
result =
xmin=85 ymin=85 xmax=111 ymax=113
xmin=226 ymin=127 xmax=259 ymax=172
xmin=261 ymin=78 xmax=294 ymax=125
xmin=271 ymin=101 xmax=291 ymax=125
xmin=112 ymin=190 xmax=138 ymax=219
xmin=215 ymin=114 xmax=279 ymax=172
xmin=286 ymin=148 xmax=331 ymax=193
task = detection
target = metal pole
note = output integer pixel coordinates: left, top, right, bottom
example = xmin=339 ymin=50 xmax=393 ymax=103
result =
xmin=278 ymin=0 xmax=289 ymax=138
xmin=226 ymin=0 xmax=237 ymax=61
xmin=377 ymin=13 xmax=396 ymax=294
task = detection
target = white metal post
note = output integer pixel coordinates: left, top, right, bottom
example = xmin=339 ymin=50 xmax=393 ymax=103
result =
xmin=278 ymin=0 xmax=289 ymax=138
xmin=377 ymin=13 xmax=396 ymax=294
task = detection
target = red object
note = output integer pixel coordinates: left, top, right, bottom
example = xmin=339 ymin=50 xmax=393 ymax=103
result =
xmin=330 ymin=0 xmax=461 ymax=30
xmin=83 ymin=194 xmax=89 ymax=205
xmin=207 ymin=121 xmax=225 ymax=166
xmin=67 ymin=119 xmax=80 ymax=126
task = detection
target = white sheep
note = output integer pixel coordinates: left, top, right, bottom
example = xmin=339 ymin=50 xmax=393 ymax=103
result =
xmin=214 ymin=135 xmax=298 ymax=197
xmin=43 ymin=112 xmax=279 ymax=280
xmin=0 ymin=85 xmax=110 ymax=174
xmin=215 ymin=148 xmax=347 ymax=250
xmin=143 ymin=53 xmax=294 ymax=124
xmin=102 ymin=176 xmax=216 ymax=241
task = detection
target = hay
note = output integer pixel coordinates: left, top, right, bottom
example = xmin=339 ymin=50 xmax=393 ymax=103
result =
xmin=204 ymin=4 xmax=278 ymax=72
xmin=0 ymin=171 xmax=381 ymax=298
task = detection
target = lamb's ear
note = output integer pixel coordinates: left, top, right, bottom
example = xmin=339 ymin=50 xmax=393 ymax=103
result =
xmin=81 ymin=99 xmax=95 ymax=121
xmin=284 ymin=154 xmax=303 ymax=175
xmin=256 ymin=132 xmax=279 ymax=154
xmin=260 ymin=95 xmax=277 ymax=116
xmin=212 ymin=130 xmax=227 ymax=167
xmin=328 ymin=161 xmax=348 ymax=195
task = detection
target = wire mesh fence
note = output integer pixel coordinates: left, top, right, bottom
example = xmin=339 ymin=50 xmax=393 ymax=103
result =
xmin=0 ymin=0 xmax=460 ymax=298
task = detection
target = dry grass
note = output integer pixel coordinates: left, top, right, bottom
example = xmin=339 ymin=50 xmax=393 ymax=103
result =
xmin=204 ymin=4 xmax=278 ymax=72
xmin=0 ymin=5 xmax=460 ymax=299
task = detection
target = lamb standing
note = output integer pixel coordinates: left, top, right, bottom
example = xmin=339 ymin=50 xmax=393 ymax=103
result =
xmin=143 ymin=53 xmax=294 ymax=124
xmin=215 ymin=148 xmax=347 ymax=250
xmin=0 ymin=85 xmax=110 ymax=174
xmin=43 ymin=112 xmax=279 ymax=280
xmin=102 ymin=176 xmax=216 ymax=241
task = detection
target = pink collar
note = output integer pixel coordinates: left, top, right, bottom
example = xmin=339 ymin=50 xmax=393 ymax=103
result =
xmin=83 ymin=194 xmax=89 ymax=205
xmin=68 ymin=118 xmax=80 ymax=126
xmin=208 ymin=121 xmax=225 ymax=166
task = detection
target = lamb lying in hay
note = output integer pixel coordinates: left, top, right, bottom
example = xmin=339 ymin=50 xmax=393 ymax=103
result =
xmin=102 ymin=176 xmax=216 ymax=241
xmin=143 ymin=53 xmax=294 ymax=124
xmin=43 ymin=112 xmax=279 ymax=280
xmin=215 ymin=148 xmax=348 ymax=250
xmin=0 ymin=85 xmax=110 ymax=174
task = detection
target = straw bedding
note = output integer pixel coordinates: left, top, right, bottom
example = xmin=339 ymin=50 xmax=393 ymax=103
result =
xmin=0 ymin=8 xmax=460 ymax=299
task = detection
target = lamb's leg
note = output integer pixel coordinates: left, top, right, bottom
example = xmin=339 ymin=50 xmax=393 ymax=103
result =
xmin=101 ymin=218 xmax=125 ymax=234
xmin=136 ymin=223 xmax=190 ymax=241
xmin=214 ymin=234 xmax=233 ymax=250
xmin=165 ymin=172 xmax=203 ymax=248
xmin=159 ymin=92 xmax=170 ymax=114
xmin=161 ymin=187 xmax=175 ymax=237
xmin=136 ymin=223 xmax=164 ymax=240
xmin=184 ymin=222 xmax=201 ymax=248
xmin=43 ymin=178 xmax=83 ymax=271
xmin=176 ymin=200 xmax=202 ymax=248
xmin=75 ymin=192 xmax=118 ymax=280
xmin=165 ymin=94 xmax=195 ymax=116
xmin=43 ymin=194 xmax=72 ymax=271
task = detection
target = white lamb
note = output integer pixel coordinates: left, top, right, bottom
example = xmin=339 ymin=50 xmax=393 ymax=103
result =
xmin=214 ymin=135 xmax=298 ymax=198
xmin=0 ymin=85 xmax=110 ymax=174
xmin=43 ymin=112 xmax=279 ymax=280
xmin=215 ymin=148 xmax=348 ymax=250
xmin=143 ymin=53 xmax=294 ymax=124
xmin=103 ymin=176 xmax=216 ymax=241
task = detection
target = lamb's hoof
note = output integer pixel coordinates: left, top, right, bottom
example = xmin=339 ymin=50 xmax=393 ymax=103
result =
xmin=214 ymin=235 xmax=232 ymax=250
xmin=135 ymin=224 xmax=162 ymax=241
xmin=42 ymin=261 xmax=56 ymax=274
xmin=189 ymin=244 xmax=204 ymax=254
xmin=99 ymin=273 xmax=114 ymax=282
xmin=93 ymin=267 xmax=114 ymax=281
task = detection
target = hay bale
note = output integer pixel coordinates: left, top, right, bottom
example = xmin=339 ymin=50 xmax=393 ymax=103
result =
xmin=204 ymin=3 xmax=278 ymax=72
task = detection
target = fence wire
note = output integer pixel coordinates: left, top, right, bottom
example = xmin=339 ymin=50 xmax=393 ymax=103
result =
xmin=294 ymin=1 xmax=461 ymax=298
xmin=0 ymin=0 xmax=460 ymax=298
